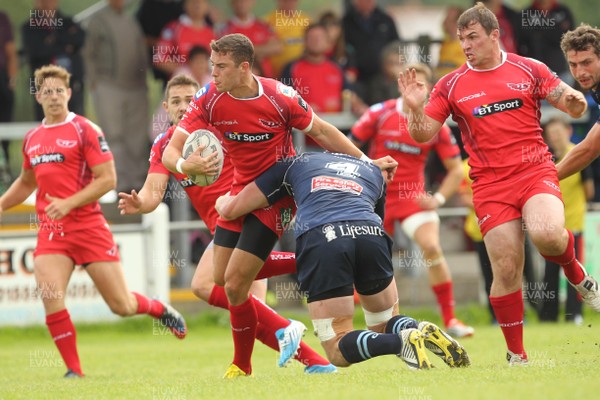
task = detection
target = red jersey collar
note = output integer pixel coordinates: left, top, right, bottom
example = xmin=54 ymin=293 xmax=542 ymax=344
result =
xmin=466 ymin=50 xmax=507 ymax=72
xmin=42 ymin=111 xmax=76 ymax=127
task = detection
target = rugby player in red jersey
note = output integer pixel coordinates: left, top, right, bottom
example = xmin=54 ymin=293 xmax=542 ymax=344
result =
xmin=162 ymin=34 xmax=374 ymax=377
xmin=350 ymin=63 xmax=474 ymax=338
xmin=0 ymin=65 xmax=187 ymax=378
xmin=118 ymin=74 xmax=335 ymax=373
xmin=398 ymin=3 xmax=599 ymax=365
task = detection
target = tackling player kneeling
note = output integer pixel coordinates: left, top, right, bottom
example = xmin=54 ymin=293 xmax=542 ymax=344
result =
xmin=215 ymin=152 xmax=471 ymax=369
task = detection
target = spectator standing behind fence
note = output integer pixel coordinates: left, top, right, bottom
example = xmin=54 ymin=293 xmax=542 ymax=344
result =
xmin=218 ymin=0 xmax=282 ymax=79
xmin=319 ymin=11 xmax=358 ymax=85
xmin=264 ymin=0 xmax=311 ymax=79
xmin=155 ymin=0 xmax=215 ymax=78
xmin=541 ymin=117 xmax=594 ymax=324
xmin=365 ymin=41 xmax=402 ymax=105
xmin=281 ymin=23 xmax=366 ymax=150
xmin=22 ymin=0 xmax=85 ymax=120
xmin=436 ymin=6 xmax=465 ymax=81
xmin=0 ymin=11 xmax=18 ymax=179
xmin=83 ymin=0 xmax=149 ymax=193
xmin=519 ymin=0 xmax=575 ymax=82
xmin=342 ymin=0 xmax=399 ymax=99
xmin=136 ymin=0 xmax=185 ymax=87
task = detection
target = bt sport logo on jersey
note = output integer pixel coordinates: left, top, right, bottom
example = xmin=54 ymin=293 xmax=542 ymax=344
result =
xmin=473 ymin=99 xmax=523 ymax=118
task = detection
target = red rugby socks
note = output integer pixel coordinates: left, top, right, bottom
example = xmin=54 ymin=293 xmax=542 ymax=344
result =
xmin=46 ymin=309 xmax=83 ymax=376
xmin=432 ymin=281 xmax=456 ymax=327
xmin=490 ymin=289 xmax=526 ymax=358
xmin=133 ymin=292 xmax=165 ymax=318
xmin=541 ymin=229 xmax=585 ymax=285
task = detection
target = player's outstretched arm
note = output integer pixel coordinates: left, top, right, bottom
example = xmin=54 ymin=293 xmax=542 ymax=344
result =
xmin=546 ymin=81 xmax=588 ymax=118
xmin=44 ymin=160 xmax=116 ymax=220
xmin=215 ymin=182 xmax=269 ymax=221
xmin=0 ymin=168 xmax=37 ymax=219
xmin=118 ymin=173 xmax=169 ymax=215
xmin=556 ymin=123 xmax=600 ymax=179
xmin=398 ymin=68 xmax=443 ymax=143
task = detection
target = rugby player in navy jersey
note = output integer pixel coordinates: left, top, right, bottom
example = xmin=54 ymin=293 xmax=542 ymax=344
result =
xmin=215 ymin=152 xmax=470 ymax=370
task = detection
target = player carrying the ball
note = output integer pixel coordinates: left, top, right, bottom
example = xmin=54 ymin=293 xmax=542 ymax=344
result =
xmin=0 ymin=65 xmax=187 ymax=378
xmin=118 ymin=74 xmax=336 ymax=374
xmin=398 ymin=3 xmax=600 ymax=365
xmin=163 ymin=33 xmax=386 ymax=378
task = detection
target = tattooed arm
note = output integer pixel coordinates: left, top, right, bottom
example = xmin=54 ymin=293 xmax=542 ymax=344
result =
xmin=545 ymin=81 xmax=588 ymax=118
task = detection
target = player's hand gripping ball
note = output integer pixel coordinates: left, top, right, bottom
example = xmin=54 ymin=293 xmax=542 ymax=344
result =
xmin=182 ymin=129 xmax=224 ymax=186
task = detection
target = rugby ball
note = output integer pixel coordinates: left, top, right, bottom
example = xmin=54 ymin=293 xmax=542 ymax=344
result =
xmin=182 ymin=129 xmax=224 ymax=186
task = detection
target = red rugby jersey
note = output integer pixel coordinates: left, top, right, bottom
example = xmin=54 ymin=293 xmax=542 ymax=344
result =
xmin=158 ymin=16 xmax=215 ymax=60
xmin=352 ymin=98 xmax=459 ymax=217
xmin=22 ymin=112 xmax=113 ymax=232
xmin=425 ymin=52 xmax=560 ymax=188
xmin=178 ymin=77 xmax=314 ymax=192
xmin=149 ymin=125 xmax=233 ymax=234
xmin=284 ymin=59 xmax=344 ymax=113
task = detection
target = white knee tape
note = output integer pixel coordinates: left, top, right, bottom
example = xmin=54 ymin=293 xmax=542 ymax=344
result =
xmin=363 ymin=304 xmax=395 ymax=327
xmin=429 ymin=256 xmax=445 ymax=267
xmin=312 ymin=318 xmax=336 ymax=342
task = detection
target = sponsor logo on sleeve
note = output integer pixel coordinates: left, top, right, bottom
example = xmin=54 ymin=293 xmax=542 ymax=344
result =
xmin=98 ymin=136 xmax=110 ymax=152
xmin=153 ymin=132 xmax=165 ymax=145
xmin=194 ymin=84 xmax=209 ymax=100
xmin=473 ymin=99 xmax=523 ymax=117
xmin=297 ymin=95 xmax=308 ymax=112
xmin=276 ymin=83 xmax=297 ymax=98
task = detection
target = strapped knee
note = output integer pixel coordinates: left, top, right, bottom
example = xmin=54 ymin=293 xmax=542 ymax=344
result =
xmin=312 ymin=316 xmax=354 ymax=343
xmin=362 ymin=301 xmax=399 ymax=330
xmin=312 ymin=316 xmax=354 ymax=367
xmin=429 ymin=256 xmax=445 ymax=267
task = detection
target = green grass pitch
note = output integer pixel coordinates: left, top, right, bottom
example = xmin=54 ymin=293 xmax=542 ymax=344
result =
xmin=1 ymin=308 xmax=600 ymax=400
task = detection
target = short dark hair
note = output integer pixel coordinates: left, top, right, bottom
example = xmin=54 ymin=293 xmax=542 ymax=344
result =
xmin=210 ymin=34 xmax=255 ymax=67
xmin=164 ymin=74 xmax=200 ymax=100
xmin=561 ymin=23 xmax=600 ymax=58
xmin=188 ymin=45 xmax=209 ymax=60
xmin=457 ymin=2 xmax=499 ymax=35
